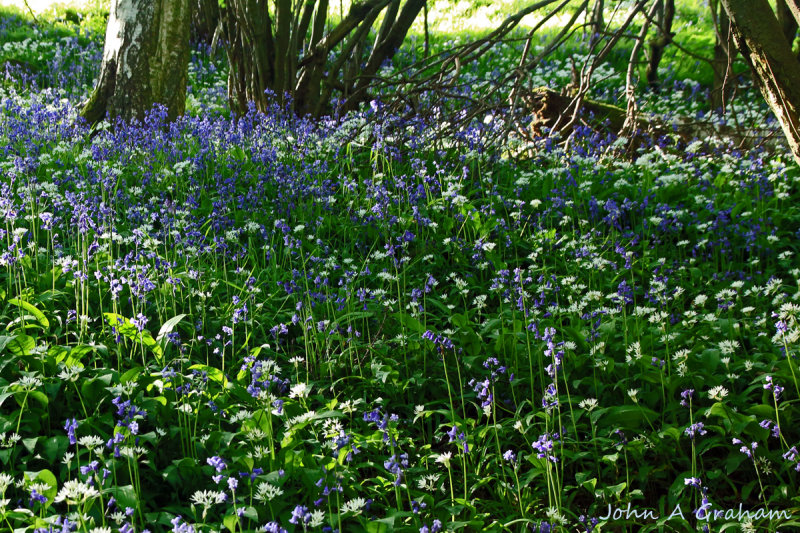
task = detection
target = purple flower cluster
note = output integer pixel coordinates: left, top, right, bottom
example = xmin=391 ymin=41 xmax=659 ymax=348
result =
xmin=383 ymin=453 xmax=409 ymax=486
xmin=764 ymin=376 xmax=785 ymax=400
xmin=446 ymin=424 xmax=469 ymax=454
xmin=532 ymin=432 xmax=558 ymax=463
xmin=684 ymin=422 xmax=707 ymax=440
xmin=679 ymin=389 xmax=694 ymax=408
xmin=732 ymin=438 xmax=757 ymax=459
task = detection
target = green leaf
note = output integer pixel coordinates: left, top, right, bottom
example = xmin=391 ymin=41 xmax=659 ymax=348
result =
xmin=366 ymin=518 xmax=392 ymax=533
xmin=223 ymin=513 xmax=240 ymax=532
xmin=0 ymin=336 xmax=14 ymax=354
xmin=598 ymin=482 xmax=627 ymax=499
xmin=699 ymin=349 xmax=720 ymax=372
xmin=121 ymin=367 xmax=143 ymax=384
xmin=1 ymin=334 xmax=35 ymax=356
xmin=8 ymin=298 xmax=49 ymax=329
xmin=156 ymin=314 xmax=187 ymax=347
xmin=103 ymin=313 xmax=163 ymax=360
xmin=186 ymin=364 xmax=227 ymax=386
xmin=108 ymin=485 xmax=138 ymax=509
xmin=657 ymin=425 xmax=681 ymax=442
xmin=66 ymin=344 xmax=93 ymax=366
xmin=745 ymin=404 xmax=775 ymax=419
xmin=241 ymin=506 xmax=258 ymax=521
xmin=22 ymin=437 xmax=37 ymax=454
xmin=394 ymin=312 xmax=425 ymax=334
xmin=32 ymin=469 xmax=57 ymax=505
xmin=0 ymin=392 xmax=14 ymax=408
xmin=563 ymin=326 xmax=589 ymax=352
xmin=601 ymin=405 xmax=658 ymax=429
xmin=450 ymin=313 xmax=469 ymax=329
xmin=42 ymin=436 xmax=68 ymax=463
xmin=18 ymin=390 xmax=49 ymax=408
xmin=708 ymin=402 xmax=756 ymax=433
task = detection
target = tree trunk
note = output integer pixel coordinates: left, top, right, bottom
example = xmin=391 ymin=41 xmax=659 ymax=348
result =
xmin=223 ymin=0 xmax=276 ymax=114
xmin=778 ymin=0 xmax=800 ymax=46
xmin=224 ymin=0 xmax=422 ymax=117
xmin=645 ymin=0 xmax=674 ymax=90
xmin=342 ymin=0 xmax=426 ymax=112
xmin=721 ymin=0 xmax=800 ymax=165
xmin=82 ymin=0 xmax=191 ymax=126
xmin=710 ymin=0 xmax=734 ymax=112
xmin=589 ymin=0 xmax=604 ymax=46
xmin=192 ymin=0 xmax=219 ymax=44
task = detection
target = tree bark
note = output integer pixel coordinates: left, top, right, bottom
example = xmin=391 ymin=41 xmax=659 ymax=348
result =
xmin=782 ymin=0 xmax=800 ymax=27
xmin=589 ymin=0 xmax=604 ymax=46
xmin=223 ymin=0 xmax=275 ymax=113
xmin=711 ymin=0 xmax=734 ymax=112
xmin=776 ymin=0 xmax=799 ymax=49
xmin=721 ymin=0 xmax=800 ymax=164
xmin=521 ymin=86 xmax=780 ymax=151
xmin=645 ymin=0 xmax=674 ymax=90
xmin=342 ymin=0 xmax=426 ymax=112
xmin=82 ymin=0 xmax=190 ymax=126
xmin=224 ymin=0 xmax=422 ymax=117
xmin=192 ymin=0 xmax=219 ymax=43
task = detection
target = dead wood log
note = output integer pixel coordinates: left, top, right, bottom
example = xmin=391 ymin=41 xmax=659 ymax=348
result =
xmin=515 ymin=86 xmax=781 ymax=153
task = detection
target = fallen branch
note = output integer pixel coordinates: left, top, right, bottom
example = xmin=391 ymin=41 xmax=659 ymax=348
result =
xmin=516 ymin=86 xmax=782 ymax=153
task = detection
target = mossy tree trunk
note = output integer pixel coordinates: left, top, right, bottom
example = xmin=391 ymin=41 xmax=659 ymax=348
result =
xmin=82 ymin=0 xmax=191 ymax=126
xmin=721 ymin=0 xmax=800 ymax=165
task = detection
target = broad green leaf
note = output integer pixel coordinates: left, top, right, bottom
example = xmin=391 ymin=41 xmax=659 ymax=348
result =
xmin=8 ymin=298 xmax=49 ymax=329
xmin=108 ymin=485 xmax=138 ymax=509
xmin=27 ymin=390 xmax=49 ymax=408
xmin=366 ymin=515 xmax=394 ymax=533
xmin=104 ymin=313 xmax=163 ymax=360
xmin=187 ymin=364 xmax=226 ymax=385
xmin=223 ymin=513 xmax=240 ymax=532
xmin=394 ymin=312 xmax=425 ymax=333
xmin=1 ymin=334 xmax=35 ymax=356
xmin=601 ymin=405 xmax=658 ymax=429
xmin=32 ymin=469 xmax=58 ymax=505
xmin=708 ymin=402 xmax=756 ymax=433
xmin=0 ymin=392 xmax=13 ymax=408
xmin=121 ymin=367 xmax=143 ymax=384
xmin=42 ymin=436 xmax=68 ymax=463
xmin=156 ymin=313 xmax=187 ymax=346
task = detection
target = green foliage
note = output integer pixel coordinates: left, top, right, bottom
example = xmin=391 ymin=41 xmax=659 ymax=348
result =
xmin=0 ymin=2 xmax=798 ymax=532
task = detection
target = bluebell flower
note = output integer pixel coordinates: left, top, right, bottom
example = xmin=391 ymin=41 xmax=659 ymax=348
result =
xmin=131 ymin=313 xmax=148 ymax=332
xmin=679 ymin=389 xmax=694 ymax=407
xmin=764 ymin=376 xmax=785 ymax=400
xmin=207 ymin=455 xmax=227 ymax=472
xmin=29 ymin=489 xmax=47 ymax=507
xmin=261 ymin=522 xmax=287 ymax=533
xmin=170 ymin=515 xmax=196 ymax=533
xmin=289 ymin=505 xmax=311 ymax=525
xmin=684 ymin=422 xmax=707 ymax=439
xmin=64 ymin=418 xmax=78 ymax=445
